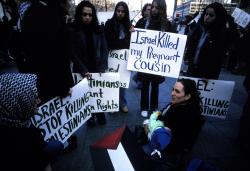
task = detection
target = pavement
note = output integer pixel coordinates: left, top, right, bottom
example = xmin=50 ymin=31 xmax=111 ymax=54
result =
xmin=1 ymin=63 xmax=249 ymax=171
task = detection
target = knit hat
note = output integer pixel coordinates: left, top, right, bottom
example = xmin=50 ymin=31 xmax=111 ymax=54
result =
xmin=0 ymin=73 xmax=38 ymax=128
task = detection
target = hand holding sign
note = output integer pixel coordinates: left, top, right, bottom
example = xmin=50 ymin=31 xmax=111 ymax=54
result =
xmin=127 ymin=28 xmax=187 ymax=78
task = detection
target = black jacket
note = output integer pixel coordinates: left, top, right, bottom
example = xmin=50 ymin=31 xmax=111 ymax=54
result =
xmin=104 ymin=19 xmax=131 ymax=50
xmin=158 ymin=101 xmax=205 ymax=153
xmin=1 ymin=125 xmax=48 ymax=171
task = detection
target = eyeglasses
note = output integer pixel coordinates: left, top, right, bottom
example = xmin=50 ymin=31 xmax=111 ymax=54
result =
xmin=82 ymin=13 xmax=93 ymax=17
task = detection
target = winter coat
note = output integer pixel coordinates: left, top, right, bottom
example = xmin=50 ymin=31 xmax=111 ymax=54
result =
xmin=71 ymin=29 xmax=108 ymax=74
xmin=158 ymin=101 xmax=205 ymax=154
xmin=185 ymin=24 xmax=227 ymax=79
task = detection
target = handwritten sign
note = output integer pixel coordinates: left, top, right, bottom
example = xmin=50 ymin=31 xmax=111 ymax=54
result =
xmin=127 ymin=28 xmax=187 ymax=78
xmin=107 ymin=49 xmax=131 ymax=88
xmin=88 ymin=73 xmax=120 ymax=113
xmin=232 ymin=7 xmax=250 ymax=28
xmin=31 ymin=79 xmax=91 ymax=143
xmin=73 ymin=73 xmax=120 ymax=113
xmin=180 ymin=76 xmax=235 ymax=119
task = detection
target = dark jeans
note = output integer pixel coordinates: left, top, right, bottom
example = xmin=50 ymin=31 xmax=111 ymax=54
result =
xmin=141 ymin=80 xmax=159 ymax=111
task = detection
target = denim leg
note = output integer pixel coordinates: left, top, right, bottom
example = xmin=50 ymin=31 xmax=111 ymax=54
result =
xmin=119 ymin=87 xmax=127 ymax=107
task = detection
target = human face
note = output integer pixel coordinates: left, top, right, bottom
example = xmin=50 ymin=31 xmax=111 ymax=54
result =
xmin=151 ymin=2 xmax=159 ymax=17
xmin=171 ymin=82 xmax=190 ymax=104
xmin=144 ymin=5 xmax=151 ymax=19
xmin=82 ymin=7 xmax=93 ymax=25
xmin=204 ymin=8 xmax=216 ymax=26
xmin=116 ymin=5 xmax=126 ymax=20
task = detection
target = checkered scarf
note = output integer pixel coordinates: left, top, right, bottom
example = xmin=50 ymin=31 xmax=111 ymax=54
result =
xmin=0 ymin=73 xmax=38 ymax=128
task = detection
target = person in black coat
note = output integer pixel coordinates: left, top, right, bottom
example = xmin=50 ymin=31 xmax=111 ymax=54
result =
xmin=158 ymin=78 xmax=205 ymax=154
xmin=20 ymin=0 xmax=74 ymax=104
xmin=135 ymin=0 xmax=172 ymax=117
xmin=71 ymin=0 xmax=108 ymax=127
xmin=133 ymin=3 xmax=152 ymax=89
xmin=0 ymin=73 xmax=63 ymax=171
xmin=185 ymin=2 xmax=227 ymax=79
xmin=104 ymin=1 xmax=132 ymax=113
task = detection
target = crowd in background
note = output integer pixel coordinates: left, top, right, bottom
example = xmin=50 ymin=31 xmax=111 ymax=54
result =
xmin=1 ymin=0 xmax=250 ymax=171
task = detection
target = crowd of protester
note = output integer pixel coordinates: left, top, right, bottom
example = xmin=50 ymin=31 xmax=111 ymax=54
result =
xmin=1 ymin=0 xmax=250 ymax=170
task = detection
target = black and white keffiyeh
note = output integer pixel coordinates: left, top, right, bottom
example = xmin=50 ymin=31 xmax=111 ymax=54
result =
xmin=0 ymin=73 xmax=38 ymax=127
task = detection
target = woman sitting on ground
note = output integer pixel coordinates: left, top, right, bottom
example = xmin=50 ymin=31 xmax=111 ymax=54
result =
xmin=158 ymin=78 xmax=205 ymax=155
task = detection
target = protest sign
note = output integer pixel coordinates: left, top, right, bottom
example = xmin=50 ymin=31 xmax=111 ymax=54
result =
xmin=31 ymin=79 xmax=91 ymax=143
xmin=180 ymin=76 xmax=235 ymax=119
xmin=88 ymin=73 xmax=120 ymax=113
xmin=73 ymin=73 xmax=120 ymax=113
xmin=127 ymin=28 xmax=187 ymax=78
xmin=107 ymin=49 xmax=131 ymax=88
xmin=232 ymin=7 xmax=250 ymax=28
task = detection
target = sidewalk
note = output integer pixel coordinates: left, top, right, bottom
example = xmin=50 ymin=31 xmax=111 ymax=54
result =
xmin=0 ymin=64 xmax=248 ymax=171
xmin=49 ymin=68 xmax=249 ymax=171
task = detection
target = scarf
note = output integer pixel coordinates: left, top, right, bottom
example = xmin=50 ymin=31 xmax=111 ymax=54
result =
xmin=0 ymin=73 xmax=37 ymax=127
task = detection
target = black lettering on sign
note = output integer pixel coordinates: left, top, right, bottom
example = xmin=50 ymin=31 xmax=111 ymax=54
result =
xmin=108 ymin=64 xmax=120 ymax=72
xmin=202 ymin=105 xmax=227 ymax=116
xmin=134 ymin=58 xmax=170 ymax=73
xmin=156 ymin=32 xmax=179 ymax=49
xmin=109 ymin=51 xmax=127 ymax=61
xmin=96 ymin=99 xmax=119 ymax=111
xmin=88 ymin=76 xmax=120 ymax=88
xmin=147 ymin=46 xmax=181 ymax=63
xmin=130 ymin=49 xmax=142 ymax=58
xmin=197 ymin=80 xmax=213 ymax=92
xmin=202 ymin=97 xmax=229 ymax=108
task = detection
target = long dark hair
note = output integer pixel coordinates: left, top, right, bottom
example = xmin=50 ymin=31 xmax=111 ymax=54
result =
xmin=151 ymin=0 xmax=169 ymax=31
xmin=73 ymin=0 xmax=101 ymax=33
xmin=141 ymin=3 xmax=151 ymax=18
xmin=110 ymin=1 xmax=131 ymax=35
xmin=199 ymin=2 xmax=227 ymax=33
xmin=177 ymin=78 xmax=203 ymax=113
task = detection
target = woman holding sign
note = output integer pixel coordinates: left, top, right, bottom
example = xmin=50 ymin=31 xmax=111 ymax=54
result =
xmin=135 ymin=0 xmax=172 ymax=117
xmin=71 ymin=1 xmax=108 ymax=127
xmin=104 ymin=1 xmax=132 ymax=113
xmin=184 ymin=2 xmax=227 ymax=79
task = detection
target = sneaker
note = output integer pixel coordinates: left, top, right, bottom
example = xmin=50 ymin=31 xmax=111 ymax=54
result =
xmin=141 ymin=111 xmax=148 ymax=117
xmin=121 ymin=106 xmax=128 ymax=113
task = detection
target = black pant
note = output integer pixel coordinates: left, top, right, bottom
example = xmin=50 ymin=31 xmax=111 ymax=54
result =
xmin=239 ymin=91 xmax=250 ymax=150
xmin=141 ymin=80 xmax=159 ymax=111
xmin=87 ymin=113 xmax=106 ymax=124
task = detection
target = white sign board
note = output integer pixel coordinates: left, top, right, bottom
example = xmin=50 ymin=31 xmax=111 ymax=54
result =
xmin=31 ymin=79 xmax=91 ymax=143
xmin=180 ymin=76 xmax=235 ymax=119
xmin=107 ymin=49 xmax=131 ymax=88
xmin=232 ymin=7 xmax=250 ymax=28
xmin=128 ymin=28 xmax=187 ymax=78
xmin=88 ymin=73 xmax=120 ymax=113
xmin=73 ymin=73 xmax=120 ymax=113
